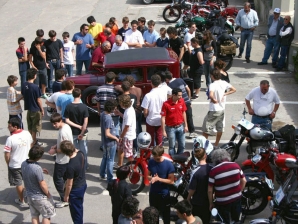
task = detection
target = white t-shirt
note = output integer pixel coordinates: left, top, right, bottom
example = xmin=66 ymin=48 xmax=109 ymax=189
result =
xmin=63 ymin=41 xmax=75 ymax=64
xmin=56 ymin=124 xmax=73 ymax=164
xmin=111 ymin=42 xmax=129 ymax=52
xmin=209 ymin=80 xmax=232 ymax=111
xmin=141 ymin=87 xmax=168 ymax=126
xmin=4 ymin=130 xmax=33 ymax=168
xmin=122 ymin=106 xmax=136 ymax=140
xmin=124 ymin=29 xmax=144 ymax=49
xmin=184 ymin=32 xmax=195 ymax=51
xmin=245 ymin=87 xmax=280 ymax=116
xmin=159 ymin=82 xmax=172 ymax=96
xmin=47 ymin=92 xmax=64 ymax=114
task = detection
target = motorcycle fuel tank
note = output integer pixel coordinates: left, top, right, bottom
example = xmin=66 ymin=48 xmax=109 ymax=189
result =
xmin=192 ymin=16 xmax=206 ymax=26
xmin=274 ymin=153 xmax=296 ymax=169
xmin=250 ymin=127 xmax=274 ymax=141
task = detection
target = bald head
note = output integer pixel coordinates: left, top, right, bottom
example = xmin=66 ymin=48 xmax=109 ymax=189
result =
xmin=101 ymin=41 xmax=111 ymax=52
xmin=284 ymin=15 xmax=291 ymax=25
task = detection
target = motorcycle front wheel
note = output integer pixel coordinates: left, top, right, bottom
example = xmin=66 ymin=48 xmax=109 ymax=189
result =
xmin=125 ymin=161 xmax=145 ymax=195
xmin=220 ymin=142 xmax=237 ymax=161
xmin=163 ymin=6 xmax=181 ymax=23
xmin=242 ymin=181 xmax=269 ymax=215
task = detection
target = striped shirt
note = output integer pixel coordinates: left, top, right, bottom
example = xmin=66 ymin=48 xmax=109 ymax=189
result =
xmin=208 ymin=161 xmax=244 ymax=205
xmin=7 ymin=87 xmax=23 ymax=115
xmin=94 ymin=84 xmax=119 ymax=113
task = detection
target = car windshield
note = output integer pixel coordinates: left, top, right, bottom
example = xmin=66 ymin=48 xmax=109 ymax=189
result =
xmin=108 ymin=68 xmax=143 ymax=82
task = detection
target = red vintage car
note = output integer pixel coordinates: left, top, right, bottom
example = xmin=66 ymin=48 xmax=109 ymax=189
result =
xmin=66 ymin=47 xmax=180 ymax=112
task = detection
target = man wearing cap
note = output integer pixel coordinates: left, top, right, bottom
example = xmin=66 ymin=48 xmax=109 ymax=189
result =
xmin=258 ymin=8 xmax=284 ymax=67
xmin=235 ymin=2 xmax=259 ymax=63
xmin=276 ymin=15 xmax=294 ymax=71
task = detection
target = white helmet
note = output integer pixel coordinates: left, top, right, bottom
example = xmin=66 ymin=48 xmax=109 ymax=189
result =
xmin=137 ymin=132 xmax=152 ymax=149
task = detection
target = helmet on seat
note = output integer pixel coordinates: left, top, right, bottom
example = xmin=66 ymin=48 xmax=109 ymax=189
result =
xmin=137 ymin=132 xmax=152 ymax=149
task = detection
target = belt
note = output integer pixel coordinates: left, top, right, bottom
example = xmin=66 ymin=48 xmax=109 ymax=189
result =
xmin=49 ymin=59 xmax=60 ymax=62
xmin=167 ymin=123 xmax=183 ymax=129
xmin=253 ymin=114 xmax=270 ymax=119
xmin=268 ymin=35 xmax=276 ymax=38
xmin=243 ymin=28 xmax=252 ymax=30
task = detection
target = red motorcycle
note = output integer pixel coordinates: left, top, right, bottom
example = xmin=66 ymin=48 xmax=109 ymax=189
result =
xmin=220 ymin=7 xmax=239 ymax=25
xmin=242 ymin=146 xmax=296 ymax=185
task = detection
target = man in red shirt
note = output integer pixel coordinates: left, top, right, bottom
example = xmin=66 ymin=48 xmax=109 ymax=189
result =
xmin=104 ymin=25 xmax=116 ymax=46
xmin=89 ymin=41 xmax=111 ymax=72
xmin=161 ymin=88 xmax=188 ymax=155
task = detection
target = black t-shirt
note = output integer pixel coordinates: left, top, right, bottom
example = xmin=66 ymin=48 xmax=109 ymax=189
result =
xmin=108 ymin=179 xmax=132 ymax=217
xmin=52 ymin=81 xmax=62 ymax=93
xmin=119 ymin=93 xmax=137 ymax=123
xmin=21 ymin=82 xmax=42 ymax=112
xmin=64 ymin=103 xmax=89 ymax=135
xmin=221 ymin=71 xmax=230 ymax=83
xmin=44 ymin=39 xmax=63 ymax=60
xmin=66 ymin=151 xmax=86 ymax=189
xmin=118 ymin=27 xmax=131 ymax=41
xmin=29 ymin=45 xmax=46 ymax=70
xmin=169 ymin=37 xmax=184 ymax=57
xmin=190 ymin=47 xmax=204 ymax=73
xmin=189 ymin=164 xmax=213 ymax=206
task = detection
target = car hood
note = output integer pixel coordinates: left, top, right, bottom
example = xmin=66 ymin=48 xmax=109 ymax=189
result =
xmin=66 ymin=74 xmax=105 ymax=86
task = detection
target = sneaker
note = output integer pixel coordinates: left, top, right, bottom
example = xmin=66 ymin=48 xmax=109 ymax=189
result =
xmin=41 ymin=94 xmax=48 ymax=99
xmin=15 ymin=199 xmax=27 ymax=207
xmin=257 ymin=62 xmax=268 ymax=65
xmin=246 ymin=58 xmax=251 ymax=63
xmin=113 ymin=163 xmax=120 ymax=170
xmin=192 ymin=95 xmax=199 ymax=99
xmin=99 ymin=146 xmax=103 ymax=151
xmin=189 ymin=132 xmax=198 ymax=138
xmin=34 ymin=141 xmax=44 ymax=146
xmin=99 ymin=175 xmax=106 ymax=180
xmin=237 ymin=54 xmax=242 ymax=58
xmin=55 ymin=201 xmax=69 ymax=208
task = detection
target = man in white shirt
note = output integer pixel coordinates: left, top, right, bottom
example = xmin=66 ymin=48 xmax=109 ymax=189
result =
xmin=45 ymin=81 xmax=66 ymax=114
xmin=4 ymin=118 xmax=33 ymax=207
xmin=125 ymin=20 xmax=144 ymax=49
xmin=202 ymin=69 xmax=236 ymax=147
xmin=245 ymin=80 xmax=280 ymax=130
xmin=141 ymin=74 xmax=168 ymax=147
xmin=62 ymin=32 xmax=75 ymax=77
xmin=111 ymin=35 xmax=129 ymax=52
xmin=182 ymin=22 xmax=196 ymax=75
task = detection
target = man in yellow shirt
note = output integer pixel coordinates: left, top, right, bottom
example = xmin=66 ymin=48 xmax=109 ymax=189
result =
xmin=87 ymin=16 xmax=103 ymax=47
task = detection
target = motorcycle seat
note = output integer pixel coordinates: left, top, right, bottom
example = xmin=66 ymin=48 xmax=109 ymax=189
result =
xmin=171 ymin=151 xmax=190 ymax=163
xmin=274 ymin=129 xmax=298 ymax=139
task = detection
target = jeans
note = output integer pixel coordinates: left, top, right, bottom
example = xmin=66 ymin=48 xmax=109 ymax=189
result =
xmin=149 ymin=193 xmax=171 ymax=224
xmin=186 ymin=103 xmax=195 ymax=133
xmin=76 ymin=59 xmax=91 ymax=75
xmin=216 ymin=199 xmax=242 ymax=224
xmin=203 ymin=60 xmax=212 ymax=87
xmin=133 ymin=112 xmax=143 ymax=150
xmin=19 ymin=70 xmax=27 ymax=89
xmin=112 ymin=116 xmax=120 ymax=136
xmin=262 ymin=36 xmax=280 ymax=63
xmin=277 ymin=45 xmax=289 ymax=69
xmin=47 ymin=60 xmax=61 ymax=93
xmin=166 ymin=124 xmax=185 ymax=155
xmin=73 ymin=134 xmax=88 ymax=170
xmin=65 ymin=64 xmax=74 ymax=77
xmin=252 ymin=115 xmax=272 ymax=130
xmin=99 ymin=144 xmax=117 ymax=181
xmin=239 ymin=30 xmax=254 ymax=58
xmin=69 ymin=183 xmax=87 ymax=224
xmin=146 ymin=123 xmax=163 ymax=147
xmin=53 ymin=163 xmax=68 ymax=201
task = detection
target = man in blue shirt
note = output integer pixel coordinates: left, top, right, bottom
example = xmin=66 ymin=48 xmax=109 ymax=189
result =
xmin=56 ymin=80 xmax=75 ymax=119
xmin=143 ymin=20 xmax=159 ymax=47
xmin=236 ymin=2 xmax=259 ymax=63
xmin=72 ymin=24 xmax=94 ymax=75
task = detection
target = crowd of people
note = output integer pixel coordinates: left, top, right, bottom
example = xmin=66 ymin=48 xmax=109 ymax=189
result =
xmin=4 ymin=1 xmax=288 ymax=224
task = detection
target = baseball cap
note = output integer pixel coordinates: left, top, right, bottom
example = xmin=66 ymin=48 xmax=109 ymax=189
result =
xmin=274 ymin=8 xmax=281 ymax=13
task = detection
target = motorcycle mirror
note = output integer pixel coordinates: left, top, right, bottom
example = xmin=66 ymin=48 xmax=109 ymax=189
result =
xmin=211 ymin=208 xmax=218 ymax=216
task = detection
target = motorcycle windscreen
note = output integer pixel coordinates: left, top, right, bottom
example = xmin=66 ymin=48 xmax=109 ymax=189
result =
xmin=238 ymin=118 xmax=254 ymax=130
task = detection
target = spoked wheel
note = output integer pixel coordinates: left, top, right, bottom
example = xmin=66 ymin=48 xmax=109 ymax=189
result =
xmin=242 ymin=181 xmax=269 ymax=215
xmin=168 ymin=185 xmax=186 ymax=221
xmin=163 ymin=7 xmax=181 ymax=23
xmin=125 ymin=161 xmax=145 ymax=195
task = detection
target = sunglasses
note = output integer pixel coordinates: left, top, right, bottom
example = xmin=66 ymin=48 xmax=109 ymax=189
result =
xmin=284 ymin=18 xmax=289 ymax=20
xmin=84 ymin=29 xmax=89 ymax=31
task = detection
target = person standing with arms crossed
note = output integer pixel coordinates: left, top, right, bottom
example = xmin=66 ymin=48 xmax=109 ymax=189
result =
xmin=236 ymin=2 xmax=259 ymax=63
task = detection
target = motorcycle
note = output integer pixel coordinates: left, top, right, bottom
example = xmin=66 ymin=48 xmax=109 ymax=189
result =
xmin=163 ymin=0 xmax=221 ymax=23
xmin=249 ymin=160 xmax=298 ymax=224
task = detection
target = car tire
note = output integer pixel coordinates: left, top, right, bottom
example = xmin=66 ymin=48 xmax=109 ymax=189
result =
xmin=143 ymin=0 xmax=154 ymax=4
xmin=81 ymin=86 xmax=98 ymax=113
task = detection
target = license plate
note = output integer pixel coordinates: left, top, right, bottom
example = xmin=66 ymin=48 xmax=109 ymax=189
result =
xmin=275 ymin=186 xmax=285 ymax=205
xmin=265 ymin=176 xmax=274 ymax=190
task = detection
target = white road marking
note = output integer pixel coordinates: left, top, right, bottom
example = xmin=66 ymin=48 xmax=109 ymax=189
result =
xmin=191 ymin=101 xmax=298 ymax=105
xmin=228 ymin=71 xmax=287 ymax=75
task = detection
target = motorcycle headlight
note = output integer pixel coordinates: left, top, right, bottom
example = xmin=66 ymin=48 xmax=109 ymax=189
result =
xmin=251 ymin=154 xmax=262 ymax=164
xmin=234 ymin=125 xmax=241 ymax=135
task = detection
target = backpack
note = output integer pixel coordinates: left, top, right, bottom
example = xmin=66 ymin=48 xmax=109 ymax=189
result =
xmin=278 ymin=124 xmax=296 ymax=156
xmin=220 ymin=40 xmax=236 ymax=55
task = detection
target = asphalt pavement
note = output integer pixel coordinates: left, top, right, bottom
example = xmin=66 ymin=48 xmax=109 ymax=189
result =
xmin=0 ymin=0 xmax=298 ymax=223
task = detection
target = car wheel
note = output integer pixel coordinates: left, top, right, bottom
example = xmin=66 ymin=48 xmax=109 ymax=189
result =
xmin=81 ymin=86 xmax=98 ymax=113
xmin=143 ymin=0 xmax=154 ymax=4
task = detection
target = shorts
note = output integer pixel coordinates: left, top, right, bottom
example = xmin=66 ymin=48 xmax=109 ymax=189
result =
xmin=182 ymin=52 xmax=190 ymax=66
xmin=118 ymin=137 xmax=133 ymax=158
xmin=38 ymin=68 xmax=47 ymax=86
xmin=8 ymin=167 xmax=23 ymax=186
xmin=202 ymin=110 xmax=224 ymax=134
xmin=191 ymin=70 xmax=203 ymax=89
xmin=27 ymin=111 xmax=42 ymax=133
xmin=28 ymin=197 xmax=56 ymax=219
